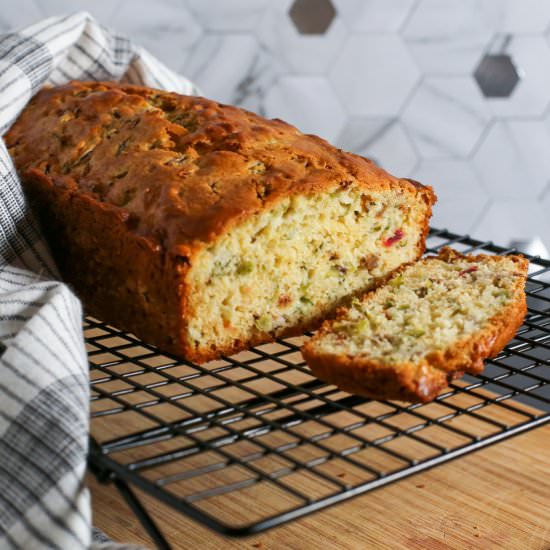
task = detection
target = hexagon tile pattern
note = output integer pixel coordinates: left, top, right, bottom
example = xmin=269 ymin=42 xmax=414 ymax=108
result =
xmin=481 ymin=0 xmax=550 ymax=34
xmin=473 ymin=120 xmax=550 ymax=199
xmin=412 ymin=160 xmax=489 ymax=232
xmin=264 ymin=75 xmax=345 ymax=142
xmin=337 ymin=119 xmax=417 ymax=177
xmin=484 ymin=36 xmax=550 ymax=117
xmin=402 ymin=77 xmax=490 ymax=158
xmin=329 ymin=35 xmax=420 ymax=117
xmin=474 ymin=201 xmax=550 ymax=253
xmin=474 ymin=54 xmax=520 ymax=98
xmin=335 ymin=0 xmax=415 ymax=32
xmin=184 ymin=35 xmax=282 ymax=112
xmin=257 ymin=1 xmax=348 ymax=74
xmin=34 ymin=0 xmax=117 ymax=28
xmin=111 ymin=0 xmax=202 ymax=72
xmin=402 ymin=0 xmax=493 ymax=74
xmin=186 ymin=0 xmax=270 ymax=32
xmin=289 ymin=0 xmax=336 ymax=34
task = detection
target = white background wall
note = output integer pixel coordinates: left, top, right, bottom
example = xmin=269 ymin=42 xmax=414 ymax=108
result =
xmin=3 ymin=0 xmax=550 ymax=255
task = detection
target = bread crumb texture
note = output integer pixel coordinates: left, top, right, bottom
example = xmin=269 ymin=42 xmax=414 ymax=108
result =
xmin=303 ymin=248 xmax=528 ymax=401
xmin=188 ymin=186 xmax=427 ymax=350
xmin=315 ymin=250 xmax=525 ymax=361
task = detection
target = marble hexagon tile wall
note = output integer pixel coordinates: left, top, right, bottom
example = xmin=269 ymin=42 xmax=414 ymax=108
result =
xmin=5 ymin=0 xmax=550 ymax=254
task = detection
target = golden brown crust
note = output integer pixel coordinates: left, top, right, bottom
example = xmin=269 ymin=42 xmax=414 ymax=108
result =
xmin=23 ymin=168 xmax=192 ymax=356
xmin=5 ymin=81 xmax=435 ymax=362
xmin=301 ymin=349 xmax=455 ymax=402
xmin=302 ymin=248 xmax=529 ymax=402
xmin=5 ymin=81 xmax=435 ymax=253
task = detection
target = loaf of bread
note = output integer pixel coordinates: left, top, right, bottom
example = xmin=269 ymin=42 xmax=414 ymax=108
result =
xmin=6 ymin=81 xmax=435 ymax=362
xmin=302 ymin=248 xmax=529 ymax=402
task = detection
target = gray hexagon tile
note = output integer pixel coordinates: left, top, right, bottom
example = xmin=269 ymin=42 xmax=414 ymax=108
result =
xmin=473 ymin=121 xmax=550 ymax=199
xmin=329 ymin=35 xmax=419 ymax=117
xmin=480 ymin=0 xmax=550 ymax=34
xmin=183 ymin=35 xmax=282 ymax=113
xmin=257 ymin=0 xmax=347 ymax=74
xmin=402 ymin=0 xmax=493 ymax=74
xmin=402 ymin=77 xmax=489 ymax=159
xmin=111 ymin=0 xmax=202 ymax=71
xmin=473 ymin=201 xmax=550 ymax=252
xmin=482 ymin=36 xmax=550 ymax=118
xmin=289 ymin=0 xmax=336 ymax=34
xmin=412 ymin=160 xmax=489 ymax=232
xmin=337 ymin=119 xmax=417 ymax=177
xmin=186 ymin=0 xmax=269 ymax=32
xmin=263 ymin=76 xmax=345 ymax=141
xmin=334 ymin=0 xmax=416 ymax=32
xmin=0 ymin=0 xmax=43 ymax=32
xmin=474 ymin=54 xmax=520 ymax=98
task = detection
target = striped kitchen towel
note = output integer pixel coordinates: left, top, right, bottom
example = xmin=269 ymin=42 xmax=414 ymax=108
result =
xmin=0 ymin=12 xmax=198 ymax=549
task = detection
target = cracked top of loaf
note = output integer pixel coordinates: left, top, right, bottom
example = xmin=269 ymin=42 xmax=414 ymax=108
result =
xmin=5 ymin=81 xmax=434 ymax=255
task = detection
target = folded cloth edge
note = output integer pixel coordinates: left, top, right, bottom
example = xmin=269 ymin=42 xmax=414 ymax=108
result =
xmin=0 ymin=11 xmax=198 ymax=550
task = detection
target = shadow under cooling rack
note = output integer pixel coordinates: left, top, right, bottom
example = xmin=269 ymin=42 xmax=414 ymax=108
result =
xmin=87 ymin=228 xmax=550 ymax=545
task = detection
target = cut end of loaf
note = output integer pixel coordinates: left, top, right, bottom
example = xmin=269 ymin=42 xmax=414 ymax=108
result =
xmin=302 ymin=248 xmax=529 ymax=402
xmin=185 ymin=183 xmax=432 ymax=360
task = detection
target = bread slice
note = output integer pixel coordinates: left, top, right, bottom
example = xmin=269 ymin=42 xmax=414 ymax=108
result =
xmin=5 ymin=81 xmax=435 ymax=363
xmin=302 ymin=248 xmax=529 ymax=402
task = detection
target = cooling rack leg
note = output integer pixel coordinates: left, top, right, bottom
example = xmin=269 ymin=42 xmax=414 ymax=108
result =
xmin=113 ymin=477 xmax=171 ymax=550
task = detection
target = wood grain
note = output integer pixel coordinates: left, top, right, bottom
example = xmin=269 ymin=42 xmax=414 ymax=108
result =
xmin=89 ymin=423 xmax=550 ymax=550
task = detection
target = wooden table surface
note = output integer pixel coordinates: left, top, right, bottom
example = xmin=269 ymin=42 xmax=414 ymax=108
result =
xmin=89 ymin=422 xmax=550 ymax=550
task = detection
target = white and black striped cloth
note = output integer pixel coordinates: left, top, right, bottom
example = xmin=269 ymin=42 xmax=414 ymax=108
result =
xmin=0 ymin=12 xmax=198 ymax=549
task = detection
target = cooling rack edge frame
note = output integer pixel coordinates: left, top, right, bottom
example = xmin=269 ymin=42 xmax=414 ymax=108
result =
xmin=86 ymin=227 xmax=550 ymax=545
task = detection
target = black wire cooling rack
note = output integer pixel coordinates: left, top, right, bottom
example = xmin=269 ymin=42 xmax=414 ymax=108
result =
xmin=87 ymin=228 xmax=550 ymax=549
